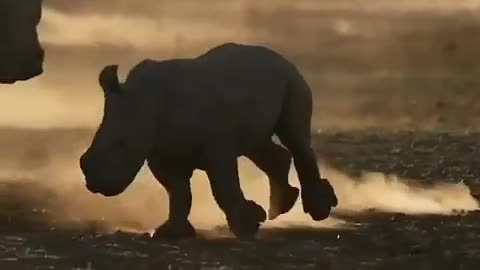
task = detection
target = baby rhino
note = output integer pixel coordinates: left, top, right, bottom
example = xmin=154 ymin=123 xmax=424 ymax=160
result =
xmin=80 ymin=43 xmax=338 ymax=239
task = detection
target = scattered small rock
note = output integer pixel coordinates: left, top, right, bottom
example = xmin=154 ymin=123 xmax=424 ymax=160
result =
xmin=409 ymin=245 xmax=424 ymax=256
xmin=390 ymin=213 xmax=406 ymax=222
xmin=452 ymin=209 xmax=467 ymax=216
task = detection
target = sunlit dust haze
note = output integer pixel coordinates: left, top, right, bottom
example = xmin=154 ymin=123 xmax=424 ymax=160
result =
xmin=0 ymin=147 xmax=477 ymax=237
xmin=1 ymin=0 xmax=480 ymax=238
xmin=1 ymin=0 xmax=480 ymax=130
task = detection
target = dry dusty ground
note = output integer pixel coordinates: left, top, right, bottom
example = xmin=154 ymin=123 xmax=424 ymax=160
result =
xmin=1 ymin=2 xmax=480 ymax=269
xmin=0 ymin=130 xmax=480 ymax=270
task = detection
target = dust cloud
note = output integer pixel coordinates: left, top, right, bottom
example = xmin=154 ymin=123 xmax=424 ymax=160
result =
xmin=2 ymin=1 xmax=480 ymax=131
xmin=325 ymin=168 xmax=479 ymax=215
xmin=1 ymin=148 xmax=476 ymax=237
xmin=0 ymin=83 xmax=103 ymax=129
xmin=40 ymin=8 xmax=249 ymax=50
xmin=1 ymin=0 xmax=480 ymax=238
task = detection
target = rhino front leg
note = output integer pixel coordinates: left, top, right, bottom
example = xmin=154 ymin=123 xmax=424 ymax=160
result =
xmin=204 ymin=144 xmax=267 ymax=239
xmin=147 ymin=157 xmax=196 ymax=240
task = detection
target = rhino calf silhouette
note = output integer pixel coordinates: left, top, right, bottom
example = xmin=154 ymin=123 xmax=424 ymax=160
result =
xmin=80 ymin=43 xmax=338 ymax=239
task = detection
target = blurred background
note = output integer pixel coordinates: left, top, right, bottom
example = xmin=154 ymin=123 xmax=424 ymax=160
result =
xmin=0 ymin=0 xmax=480 ymax=231
xmin=1 ymin=0 xmax=480 ymax=131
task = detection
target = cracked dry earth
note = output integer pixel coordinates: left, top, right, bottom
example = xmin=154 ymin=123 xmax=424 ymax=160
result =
xmin=1 ymin=130 xmax=480 ymax=270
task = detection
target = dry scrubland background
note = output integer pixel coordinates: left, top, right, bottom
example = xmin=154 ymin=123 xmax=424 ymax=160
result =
xmin=2 ymin=0 xmax=480 ymax=130
xmin=0 ymin=0 xmax=480 ymax=233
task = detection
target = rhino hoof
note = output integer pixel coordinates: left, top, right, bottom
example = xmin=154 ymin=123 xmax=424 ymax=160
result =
xmin=228 ymin=200 xmax=266 ymax=239
xmin=152 ymin=220 xmax=196 ymax=241
xmin=268 ymin=186 xmax=299 ymax=220
xmin=302 ymin=178 xmax=338 ymax=221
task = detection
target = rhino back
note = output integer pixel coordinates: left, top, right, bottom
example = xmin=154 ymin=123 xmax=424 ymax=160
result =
xmin=126 ymin=44 xmax=292 ymax=156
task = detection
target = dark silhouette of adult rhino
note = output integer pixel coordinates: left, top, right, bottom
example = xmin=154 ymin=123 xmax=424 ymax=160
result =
xmin=0 ymin=0 xmax=44 ymax=84
xmin=80 ymin=43 xmax=338 ymax=239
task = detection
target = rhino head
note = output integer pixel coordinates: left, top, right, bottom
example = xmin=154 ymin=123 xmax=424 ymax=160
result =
xmin=0 ymin=0 xmax=44 ymax=84
xmin=80 ymin=65 xmax=158 ymax=197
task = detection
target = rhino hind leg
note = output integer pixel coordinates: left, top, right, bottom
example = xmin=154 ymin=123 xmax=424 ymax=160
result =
xmin=245 ymin=141 xmax=299 ymax=220
xmin=205 ymin=144 xmax=267 ymax=239
xmin=276 ymin=127 xmax=338 ymax=221
xmin=275 ymin=83 xmax=338 ymax=221
xmin=147 ymin=158 xmax=196 ymax=240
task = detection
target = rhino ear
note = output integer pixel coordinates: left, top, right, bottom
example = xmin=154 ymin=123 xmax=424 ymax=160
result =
xmin=98 ymin=64 xmax=122 ymax=95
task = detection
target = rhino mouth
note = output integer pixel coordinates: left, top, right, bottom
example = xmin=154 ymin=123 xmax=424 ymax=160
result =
xmin=85 ymin=179 xmax=129 ymax=197
xmin=0 ymin=73 xmax=41 ymax=84
xmin=0 ymin=78 xmax=17 ymax=84
xmin=0 ymin=66 xmax=43 ymax=84
xmin=0 ymin=49 xmax=44 ymax=84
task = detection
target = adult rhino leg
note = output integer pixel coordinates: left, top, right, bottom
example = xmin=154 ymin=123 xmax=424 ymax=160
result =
xmin=147 ymin=156 xmax=195 ymax=240
xmin=204 ymin=143 xmax=266 ymax=239
xmin=245 ymin=141 xmax=299 ymax=220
